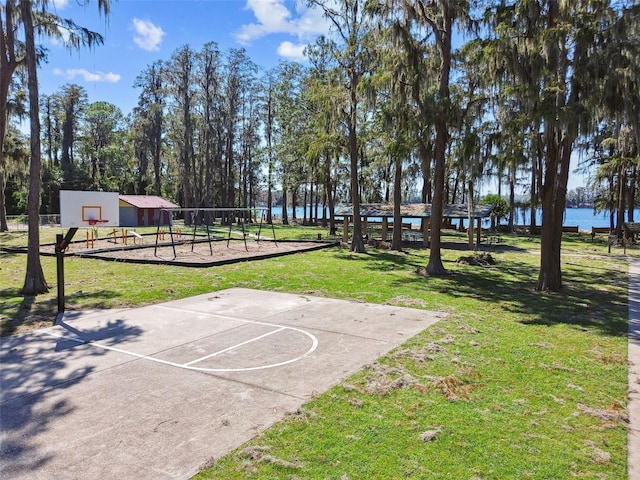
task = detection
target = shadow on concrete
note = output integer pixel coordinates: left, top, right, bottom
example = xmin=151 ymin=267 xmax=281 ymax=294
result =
xmin=0 ymin=318 xmax=143 ymax=476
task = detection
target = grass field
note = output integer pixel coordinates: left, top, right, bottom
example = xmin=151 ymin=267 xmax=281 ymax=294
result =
xmin=0 ymin=226 xmax=632 ymax=479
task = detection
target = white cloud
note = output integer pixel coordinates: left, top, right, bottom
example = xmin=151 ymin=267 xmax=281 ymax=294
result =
xmin=50 ymin=0 xmax=69 ymax=9
xmin=277 ymin=41 xmax=307 ymax=61
xmin=131 ymin=18 xmax=165 ymax=52
xmin=48 ymin=25 xmax=71 ymax=48
xmin=235 ymin=0 xmax=328 ymax=45
xmin=53 ymin=68 xmax=121 ymax=83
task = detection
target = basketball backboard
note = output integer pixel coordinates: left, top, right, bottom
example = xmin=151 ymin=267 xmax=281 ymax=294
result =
xmin=60 ymin=190 xmax=120 ymax=228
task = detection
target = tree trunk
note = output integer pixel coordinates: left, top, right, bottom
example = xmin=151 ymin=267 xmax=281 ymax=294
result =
xmin=537 ymin=160 xmax=562 ymax=291
xmin=425 ymin=3 xmax=452 ymax=276
xmin=0 ymin=172 xmax=8 ymax=232
xmin=303 ymin=187 xmax=308 ymax=224
xmin=281 ymin=186 xmax=289 ymax=225
xmin=314 ymin=181 xmax=320 ymax=226
xmin=628 ymin=165 xmax=636 ymax=223
xmin=419 ymin=135 xmax=432 ymax=204
xmin=20 ymin=0 xmax=48 ymax=295
xmin=325 ymin=151 xmax=336 ymax=236
xmin=292 ymin=190 xmax=297 ymax=221
xmin=391 ymin=155 xmax=403 ymax=251
xmin=0 ymin=0 xmax=19 ymax=167
xmin=536 ymin=129 xmax=572 ymax=291
xmin=426 ymin=114 xmax=448 ymax=275
xmin=529 ymin=133 xmax=542 ymax=233
xmin=508 ymin=167 xmax=516 ymax=233
xmin=536 ymin=0 xmax=584 ymax=292
xmin=349 ymin=66 xmax=364 ymax=253
xmin=467 ymin=180 xmax=474 ymax=248
xmin=616 ymin=167 xmax=626 ymax=240
xmin=1 ymin=1 xmax=21 ymax=233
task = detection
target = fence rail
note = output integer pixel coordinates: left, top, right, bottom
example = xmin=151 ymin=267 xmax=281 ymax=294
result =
xmin=4 ymin=215 xmax=60 ymax=231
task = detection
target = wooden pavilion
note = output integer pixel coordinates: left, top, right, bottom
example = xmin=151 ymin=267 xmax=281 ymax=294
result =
xmin=334 ymin=203 xmax=494 ymax=247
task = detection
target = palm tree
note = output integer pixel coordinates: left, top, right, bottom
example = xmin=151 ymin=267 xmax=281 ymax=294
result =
xmin=1 ymin=0 xmax=107 ymax=231
xmin=0 ymin=2 xmax=21 ymax=194
xmin=16 ymin=0 xmax=110 ymax=295
xmin=20 ymin=0 xmax=48 ymax=294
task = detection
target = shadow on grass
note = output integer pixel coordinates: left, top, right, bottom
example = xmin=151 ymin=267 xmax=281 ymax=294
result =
xmin=0 ymin=287 xmax=121 ymax=337
xmin=64 ymin=289 xmax=121 ymax=309
xmin=424 ymin=262 xmax=627 ymax=336
xmin=1 ymin=289 xmax=56 ymax=337
xmin=334 ymin=250 xmax=413 ymax=270
xmin=349 ymin=248 xmax=627 ymax=338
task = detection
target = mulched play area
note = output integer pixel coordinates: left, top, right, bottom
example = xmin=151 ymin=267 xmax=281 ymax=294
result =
xmin=32 ymin=231 xmax=338 ymax=267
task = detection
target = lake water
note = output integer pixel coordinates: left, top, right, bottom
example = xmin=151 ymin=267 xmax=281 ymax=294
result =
xmin=284 ymin=206 xmax=637 ymax=232
xmin=513 ymin=207 xmax=640 ymax=231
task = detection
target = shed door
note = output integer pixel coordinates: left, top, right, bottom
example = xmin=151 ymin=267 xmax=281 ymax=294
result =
xmin=148 ymin=209 xmax=155 ymax=226
xmin=137 ymin=208 xmax=144 ymax=226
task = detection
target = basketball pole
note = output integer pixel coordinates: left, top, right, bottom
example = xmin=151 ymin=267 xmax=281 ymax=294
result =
xmin=56 ymin=228 xmax=78 ymax=315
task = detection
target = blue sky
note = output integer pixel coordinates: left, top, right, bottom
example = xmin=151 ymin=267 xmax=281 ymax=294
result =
xmin=40 ymin=1 xmax=590 ymax=191
xmin=42 ymin=0 xmax=330 ymax=114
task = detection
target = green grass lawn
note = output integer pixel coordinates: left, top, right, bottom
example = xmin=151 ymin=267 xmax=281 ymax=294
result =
xmin=0 ymin=226 xmax=632 ymax=479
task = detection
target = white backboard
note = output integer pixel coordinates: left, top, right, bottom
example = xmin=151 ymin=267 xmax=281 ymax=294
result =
xmin=60 ymin=190 xmax=120 ymax=228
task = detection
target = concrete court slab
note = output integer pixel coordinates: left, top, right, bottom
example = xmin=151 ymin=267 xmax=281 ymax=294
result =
xmin=0 ymin=288 xmax=445 ymax=480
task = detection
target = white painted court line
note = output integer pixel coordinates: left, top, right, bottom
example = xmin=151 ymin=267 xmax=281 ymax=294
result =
xmin=45 ymin=331 xmax=195 ymax=370
xmin=184 ymin=327 xmax=286 ymax=366
xmin=44 ymin=317 xmax=318 ymax=373
xmin=153 ymin=304 xmax=292 ymax=328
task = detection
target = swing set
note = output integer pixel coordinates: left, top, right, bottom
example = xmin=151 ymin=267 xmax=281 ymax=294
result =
xmin=154 ymin=207 xmax=278 ymax=259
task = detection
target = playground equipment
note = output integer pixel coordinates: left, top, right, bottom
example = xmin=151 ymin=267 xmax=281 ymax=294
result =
xmin=86 ymin=230 xmax=95 ymax=248
xmin=154 ymin=207 xmax=277 ymax=259
xmin=106 ymin=228 xmax=145 ymax=246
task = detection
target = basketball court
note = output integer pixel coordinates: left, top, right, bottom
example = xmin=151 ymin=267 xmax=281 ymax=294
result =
xmin=0 ymin=288 xmax=445 ymax=479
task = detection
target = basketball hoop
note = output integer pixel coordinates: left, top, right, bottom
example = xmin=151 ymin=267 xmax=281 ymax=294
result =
xmin=88 ymin=219 xmax=109 ymax=226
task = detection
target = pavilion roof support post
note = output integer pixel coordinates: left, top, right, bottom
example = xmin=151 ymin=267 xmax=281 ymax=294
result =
xmin=476 ymin=218 xmax=481 ymax=250
xmin=423 ymin=219 xmax=429 ymax=247
xmin=343 ymin=216 xmax=349 ymax=243
xmin=382 ymin=217 xmax=388 ymax=241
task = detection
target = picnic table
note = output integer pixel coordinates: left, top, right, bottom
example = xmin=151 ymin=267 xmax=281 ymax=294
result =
xmin=591 ymin=226 xmax=611 ymax=240
xmin=625 ymin=222 xmax=640 ymax=241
